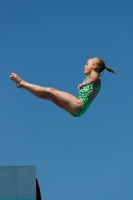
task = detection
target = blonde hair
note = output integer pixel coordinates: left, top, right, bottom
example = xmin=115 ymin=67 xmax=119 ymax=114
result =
xmin=90 ymin=57 xmax=115 ymax=74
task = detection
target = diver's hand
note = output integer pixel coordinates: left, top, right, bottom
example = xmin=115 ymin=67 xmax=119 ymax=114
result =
xmin=78 ymin=83 xmax=84 ymax=90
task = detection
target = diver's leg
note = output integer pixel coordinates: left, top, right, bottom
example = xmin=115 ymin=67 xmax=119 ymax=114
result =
xmin=10 ymin=73 xmax=83 ymax=114
xmin=25 ymin=88 xmax=73 ymax=115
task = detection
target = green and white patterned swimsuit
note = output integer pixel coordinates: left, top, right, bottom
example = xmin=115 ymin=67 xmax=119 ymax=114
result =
xmin=73 ymin=76 xmax=101 ymax=117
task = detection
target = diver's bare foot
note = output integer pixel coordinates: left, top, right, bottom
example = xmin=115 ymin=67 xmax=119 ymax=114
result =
xmin=10 ymin=73 xmax=24 ymax=88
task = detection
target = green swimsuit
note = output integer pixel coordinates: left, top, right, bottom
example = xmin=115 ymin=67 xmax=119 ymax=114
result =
xmin=73 ymin=76 xmax=101 ymax=117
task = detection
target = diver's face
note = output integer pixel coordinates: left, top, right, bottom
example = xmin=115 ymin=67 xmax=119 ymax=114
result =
xmin=84 ymin=59 xmax=94 ymax=75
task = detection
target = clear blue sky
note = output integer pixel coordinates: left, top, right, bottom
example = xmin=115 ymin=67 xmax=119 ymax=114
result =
xmin=1 ymin=0 xmax=133 ymax=199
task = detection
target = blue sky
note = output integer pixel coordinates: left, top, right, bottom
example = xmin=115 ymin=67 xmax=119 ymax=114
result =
xmin=1 ymin=0 xmax=133 ymax=199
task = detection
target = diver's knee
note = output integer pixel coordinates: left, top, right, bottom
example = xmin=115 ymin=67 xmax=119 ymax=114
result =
xmin=47 ymin=87 xmax=57 ymax=94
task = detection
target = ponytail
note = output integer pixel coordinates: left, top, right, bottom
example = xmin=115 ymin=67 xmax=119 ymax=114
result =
xmin=105 ymin=66 xmax=116 ymax=74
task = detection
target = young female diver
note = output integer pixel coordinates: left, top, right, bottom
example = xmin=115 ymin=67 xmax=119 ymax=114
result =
xmin=10 ymin=57 xmax=115 ymax=117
